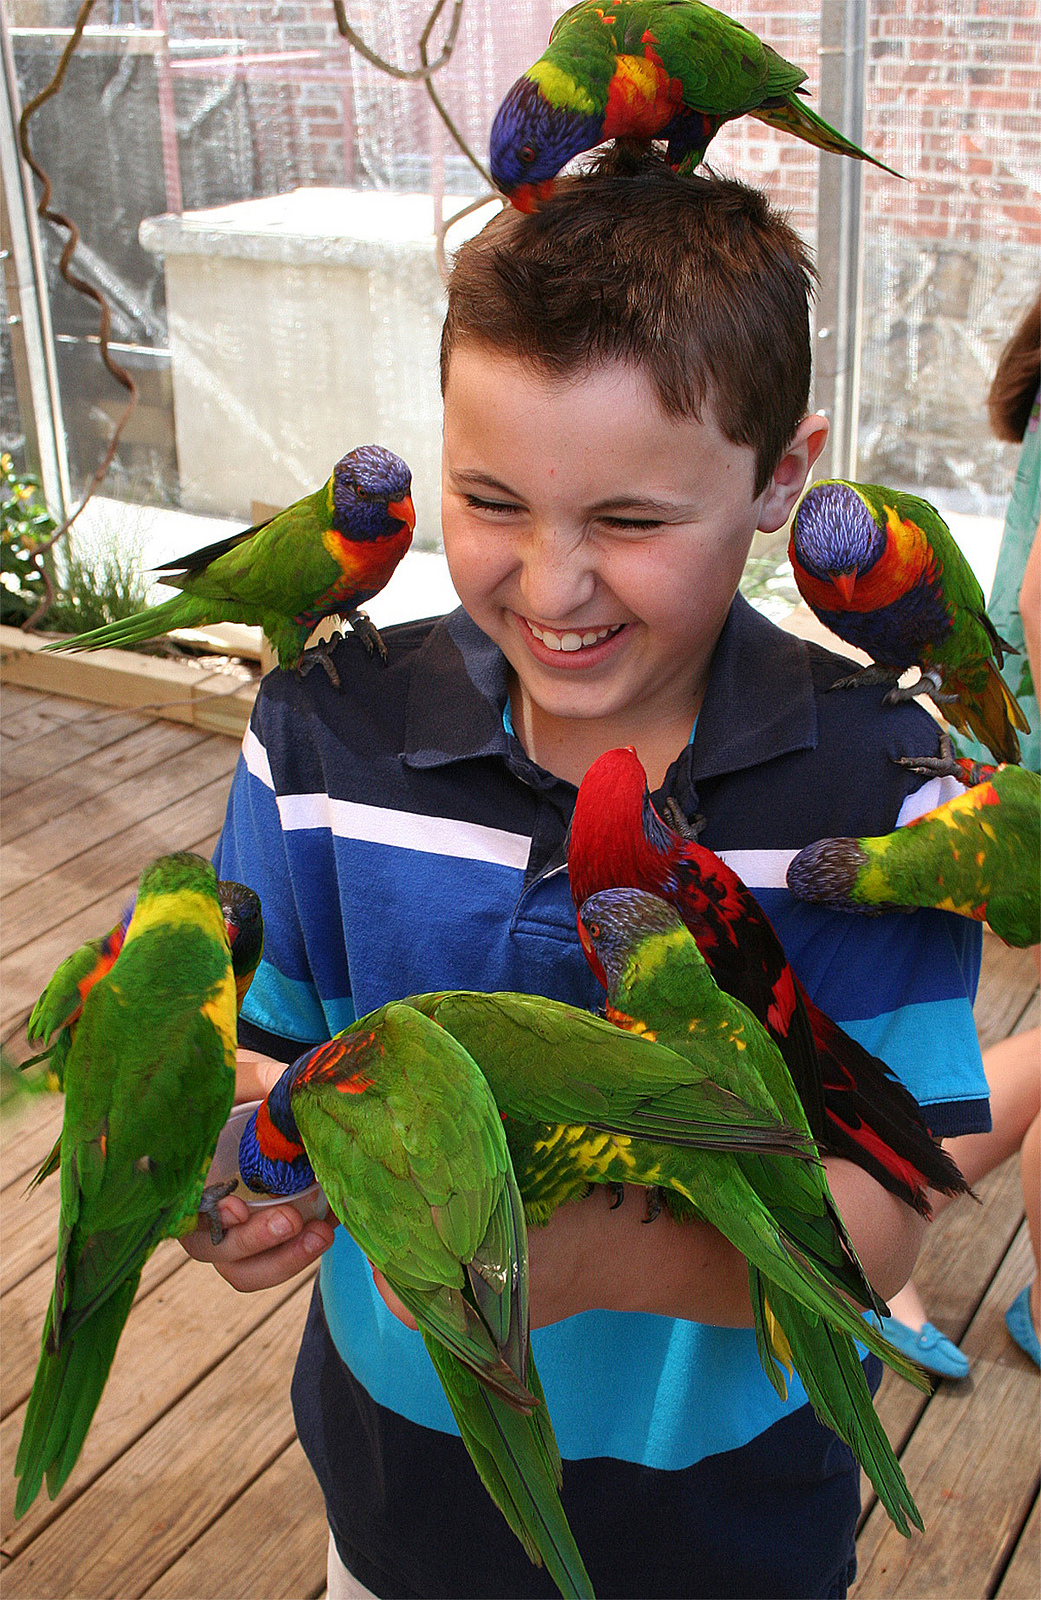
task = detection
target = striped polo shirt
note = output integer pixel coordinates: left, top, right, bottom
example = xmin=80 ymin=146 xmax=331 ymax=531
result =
xmin=213 ymin=596 xmax=987 ymax=1599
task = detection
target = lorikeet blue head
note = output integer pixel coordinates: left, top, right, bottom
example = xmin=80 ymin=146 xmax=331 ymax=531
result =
xmin=577 ymin=886 xmax=686 ymax=992
xmin=218 ymin=881 xmax=264 ymax=1006
xmin=791 ymin=481 xmax=885 ymax=600
xmin=490 ymin=77 xmax=604 ymax=209
xmin=331 ymin=445 xmax=416 ymax=542
xmin=238 ymin=1055 xmax=316 ymax=1197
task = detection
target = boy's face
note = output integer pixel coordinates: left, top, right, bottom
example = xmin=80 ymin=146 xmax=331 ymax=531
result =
xmin=442 ymin=344 xmax=816 ymax=781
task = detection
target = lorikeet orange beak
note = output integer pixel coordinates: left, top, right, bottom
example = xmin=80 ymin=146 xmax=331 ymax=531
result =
xmin=388 ymin=495 xmax=417 ymax=533
xmin=509 ymin=179 xmax=557 ymax=213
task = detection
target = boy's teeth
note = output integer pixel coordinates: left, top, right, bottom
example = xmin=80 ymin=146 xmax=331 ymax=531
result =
xmin=528 ymin=623 xmax=621 ymax=652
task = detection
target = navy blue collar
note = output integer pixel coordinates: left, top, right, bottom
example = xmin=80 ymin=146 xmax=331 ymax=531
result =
xmin=402 ymin=594 xmax=819 ymax=784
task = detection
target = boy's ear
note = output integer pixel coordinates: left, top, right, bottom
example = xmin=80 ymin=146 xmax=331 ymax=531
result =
xmin=756 ymin=413 xmax=830 ymax=533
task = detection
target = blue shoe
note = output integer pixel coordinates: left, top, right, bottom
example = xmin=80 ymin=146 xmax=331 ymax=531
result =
xmin=1005 ymin=1285 xmax=1041 ymax=1368
xmin=879 ymin=1315 xmax=970 ymax=1379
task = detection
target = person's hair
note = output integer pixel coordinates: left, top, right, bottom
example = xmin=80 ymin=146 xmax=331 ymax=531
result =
xmin=988 ymin=292 xmax=1040 ymax=444
xmin=441 ymin=147 xmax=817 ymax=495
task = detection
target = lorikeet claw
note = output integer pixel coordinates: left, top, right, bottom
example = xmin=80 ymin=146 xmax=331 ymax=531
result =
xmin=830 ymin=664 xmax=903 ymax=694
xmin=662 ymin=798 xmax=706 ymax=840
xmin=892 ymin=730 xmax=990 ymax=787
xmin=642 ymin=1186 xmax=663 ymax=1223
xmin=198 ymin=1178 xmax=238 ymax=1245
xmin=297 ymin=637 xmax=343 ymax=688
xmin=884 ymin=667 xmax=958 ymax=707
xmin=346 ymin=608 xmax=389 ymax=665
xmin=607 ymin=1181 xmax=625 ymax=1210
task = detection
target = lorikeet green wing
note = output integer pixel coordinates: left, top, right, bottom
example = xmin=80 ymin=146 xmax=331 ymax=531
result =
xmin=490 ymin=0 xmax=899 ymax=209
xmin=14 ymin=852 xmax=239 ymax=1519
xmin=790 ymin=479 xmax=1031 ymax=763
xmin=238 ymin=1005 xmax=595 ymax=1600
xmin=44 ymin=445 xmax=415 ymax=674
xmin=787 ymin=762 xmax=1041 ymax=949
xmin=575 ymin=887 xmax=926 ymax=1538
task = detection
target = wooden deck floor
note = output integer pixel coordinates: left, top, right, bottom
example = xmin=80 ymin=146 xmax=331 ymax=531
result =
xmin=1 ymin=683 xmax=1039 ymax=1600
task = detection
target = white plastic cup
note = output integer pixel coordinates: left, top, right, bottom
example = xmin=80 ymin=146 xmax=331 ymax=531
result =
xmin=206 ymin=1099 xmax=329 ymax=1223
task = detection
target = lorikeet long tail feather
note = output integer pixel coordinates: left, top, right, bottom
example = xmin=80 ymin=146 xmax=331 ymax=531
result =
xmin=758 ymin=1278 xmax=923 ymax=1538
xmin=423 ymin=1337 xmax=595 ymax=1600
xmin=43 ymin=592 xmax=213 ymax=654
xmin=14 ymin=1272 xmax=139 ymax=1517
xmin=939 ymin=658 xmax=1029 ymax=767
xmin=747 ymin=99 xmax=902 ymax=178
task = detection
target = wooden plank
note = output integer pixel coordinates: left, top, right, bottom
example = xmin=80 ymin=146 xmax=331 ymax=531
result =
xmin=0 ymin=839 xmax=225 ymax=1037
xmin=0 ymin=1092 xmax=64 ymax=1188
xmin=0 ymin=781 xmax=232 ymax=960
xmin=1 ymin=1248 xmax=188 ymax=1421
xmin=1 ymin=718 xmax=214 ymax=843
xmin=975 ymin=933 xmax=1041 ymax=1052
xmin=1 ymin=736 xmax=238 ymax=893
xmin=0 ymin=1279 xmax=314 ymax=1588
xmin=141 ymin=1438 xmax=327 ymax=1600
xmin=997 ymin=1493 xmax=1040 ymax=1600
xmin=852 ymin=1227 xmax=1040 ymax=1598
xmin=0 ymin=1161 xmax=61 ymax=1297
xmin=0 ymin=705 xmax=153 ymax=794
xmin=0 ymin=687 xmax=81 ymax=743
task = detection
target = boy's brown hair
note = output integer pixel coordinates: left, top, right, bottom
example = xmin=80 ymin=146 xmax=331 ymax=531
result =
xmin=441 ymin=148 xmax=817 ymax=496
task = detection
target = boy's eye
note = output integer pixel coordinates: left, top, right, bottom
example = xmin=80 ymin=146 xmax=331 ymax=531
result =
xmin=599 ymin=515 xmax=663 ymax=533
xmin=464 ymin=493 xmax=522 ymax=515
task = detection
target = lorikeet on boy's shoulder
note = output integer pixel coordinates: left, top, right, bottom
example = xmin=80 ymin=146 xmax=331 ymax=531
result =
xmin=44 ymin=445 xmax=416 ymax=683
xmin=490 ymin=0 xmax=899 ymax=209
xmin=790 ymin=479 xmax=1030 ymax=764
xmin=567 ymin=746 xmax=969 ymax=1216
xmin=788 ymin=761 xmax=1041 ymax=950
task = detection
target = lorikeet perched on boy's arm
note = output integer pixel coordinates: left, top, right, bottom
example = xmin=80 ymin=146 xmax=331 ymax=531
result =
xmin=45 ymin=445 xmax=416 ymax=684
xmin=14 ymin=853 xmax=240 ymax=1519
xmin=237 ymin=1003 xmax=595 ymax=1600
xmin=787 ymin=761 xmax=1041 ymax=950
xmin=490 ymin=0 xmax=899 ymax=210
xmin=790 ymin=479 xmax=1030 ymax=764
xmin=567 ymin=746 xmax=969 ymax=1216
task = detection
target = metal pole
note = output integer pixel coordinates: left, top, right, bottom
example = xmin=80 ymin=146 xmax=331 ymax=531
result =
xmin=0 ymin=5 xmax=70 ymax=516
xmin=813 ymin=0 xmax=867 ymax=484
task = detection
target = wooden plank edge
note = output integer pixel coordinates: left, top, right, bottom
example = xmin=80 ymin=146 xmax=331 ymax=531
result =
xmin=0 ymin=627 xmax=256 ymax=739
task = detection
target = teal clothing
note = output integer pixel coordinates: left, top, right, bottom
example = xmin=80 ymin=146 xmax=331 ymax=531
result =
xmin=958 ymin=389 xmax=1040 ymax=772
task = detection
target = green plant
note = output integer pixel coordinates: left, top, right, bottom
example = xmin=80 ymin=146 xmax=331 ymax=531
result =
xmin=48 ymin=543 xmax=152 ymax=636
xmin=0 ymin=453 xmax=56 ymax=626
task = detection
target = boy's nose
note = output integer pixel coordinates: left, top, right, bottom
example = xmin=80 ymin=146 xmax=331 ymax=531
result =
xmin=517 ymin=530 xmax=596 ymax=620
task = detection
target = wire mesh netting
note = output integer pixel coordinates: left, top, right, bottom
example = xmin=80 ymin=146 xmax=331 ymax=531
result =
xmin=2 ymin=0 xmax=1038 ymax=613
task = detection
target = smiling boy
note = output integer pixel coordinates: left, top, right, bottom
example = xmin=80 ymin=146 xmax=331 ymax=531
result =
xmin=191 ymin=152 xmax=988 ymax=1598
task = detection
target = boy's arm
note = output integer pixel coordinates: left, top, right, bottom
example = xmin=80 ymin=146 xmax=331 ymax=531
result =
xmin=375 ymin=1157 xmax=926 ymax=1330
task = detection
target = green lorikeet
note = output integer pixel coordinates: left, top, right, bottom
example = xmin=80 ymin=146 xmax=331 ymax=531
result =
xmin=787 ymin=761 xmax=1041 ymax=949
xmin=14 ymin=852 xmax=240 ymax=1519
xmin=237 ymin=1003 xmax=595 ymax=1600
xmin=572 ymin=887 xmax=926 ymax=1537
xmin=23 ymin=879 xmax=262 ymax=1096
xmin=790 ymin=479 xmax=1030 ymax=764
xmin=490 ymin=0 xmax=899 ymax=210
xmin=44 ymin=445 xmax=416 ymax=681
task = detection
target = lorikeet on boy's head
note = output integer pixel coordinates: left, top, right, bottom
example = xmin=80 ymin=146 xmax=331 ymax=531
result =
xmin=567 ymin=745 xmax=970 ymax=1217
xmin=45 ymin=444 xmax=416 ymax=682
xmin=15 ymin=852 xmax=239 ymax=1519
xmin=490 ymin=0 xmax=900 ymax=210
xmin=790 ymin=479 xmax=1030 ymax=764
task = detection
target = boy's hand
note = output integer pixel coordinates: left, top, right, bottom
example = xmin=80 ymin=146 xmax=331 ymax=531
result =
xmin=182 ymin=1192 xmax=336 ymax=1291
xmin=181 ymin=1043 xmax=335 ymax=1290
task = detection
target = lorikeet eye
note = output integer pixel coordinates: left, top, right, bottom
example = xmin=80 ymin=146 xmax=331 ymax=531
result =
xmin=586 ymin=920 xmax=601 ymax=939
xmin=519 ymin=144 xmax=537 ymax=165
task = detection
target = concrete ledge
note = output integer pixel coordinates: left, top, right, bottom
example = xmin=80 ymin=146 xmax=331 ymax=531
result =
xmin=0 ymin=626 xmax=257 ymax=739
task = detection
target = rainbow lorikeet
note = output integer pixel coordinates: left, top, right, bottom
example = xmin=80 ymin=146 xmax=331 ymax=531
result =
xmin=14 ymin=853 xmax=240 ymax=1519
xmin=567 ymin=746 xmax=970 ymax=1216
xmin=253 ymin=984 xmax=923 ymax=1536
xmin=787 ymin=759 xmax=1040 ymax=950
xmin=23 ymin=880 xmax=263 ymax=1096
xmin=490 ymin=0 xmax=899 ymax=210
xmin=45 ymin=445 xmax=416 ymax=683
xmin=238 ymin=1003 xmax=595 ymax=1600
xmin=789 ymin=479 xmax=1030 ymax=765
xmin=573 ymin=888 xmax=925 ymax=1536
